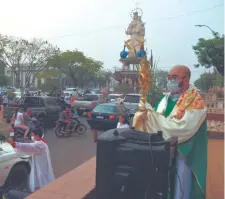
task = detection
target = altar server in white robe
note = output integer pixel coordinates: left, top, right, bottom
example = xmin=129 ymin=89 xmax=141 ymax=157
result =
xmin=8 ymin=128 xmax=55 ymax=192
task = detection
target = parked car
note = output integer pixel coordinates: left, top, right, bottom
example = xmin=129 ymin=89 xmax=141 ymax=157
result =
xmin=0 ymin=140 xmax=30 ymax=189
xmin=63 ymin=88 xmax=79 ymax=97
xmin=87 ymin=103 xmax=130 ymax=130
xmin=91 ymin=89 xmax=100 ymax=94
xmin=107 ymin=94 xmax=124 ymax=103
xmin=73 ymin=94 xmax=106 ymax=115
xmin=13 ymin=89 xmax=21 ymax=101
xmin=4 ymin=96 xmax=64 ymax=127
xmin=123 ymin=93 xmax=141 ymax=117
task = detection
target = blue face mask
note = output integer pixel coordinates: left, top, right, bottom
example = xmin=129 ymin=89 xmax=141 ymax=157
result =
xmin=167 ymin=80 xmax=181 ymax=94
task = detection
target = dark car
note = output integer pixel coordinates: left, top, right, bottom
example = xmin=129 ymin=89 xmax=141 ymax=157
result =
xmin=4 ymin=96 xmax=65 ymax=127
xmin=123 ymin=93 xmax=141 ymax=117
xmin=73 ymin=94 xmax=106 ymax=115
xmin=87 ymin=103 xmax=130 ymax=130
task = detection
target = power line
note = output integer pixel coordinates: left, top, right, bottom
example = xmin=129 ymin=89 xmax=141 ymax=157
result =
xmin=48 ymin=4 xmax=224 ymax=39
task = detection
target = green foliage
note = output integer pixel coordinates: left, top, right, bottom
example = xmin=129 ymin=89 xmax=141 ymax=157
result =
xmin=91 ymin=70 xmax=112 ymax=87
xmin=48 ymin=50 xmax=103 ymax=88
xmin=193 ymin=34 xmax=224 ymax=76
xmin=0 ymin=34 xmax=59 ymax=88
xmin=38 ymin=70 xmax=62 ymax=78
xmin=0 ymin=62 xmax=9 ymax=87
xmin=194 ymin=70 xmax=224 ymax=92
xmin=38 ymin=80 xmax=57 ymax=92
xmin=147 ymin=60 xmax=163 ymax=106
xmin=155 ymin=70 xmax=168 ymax=89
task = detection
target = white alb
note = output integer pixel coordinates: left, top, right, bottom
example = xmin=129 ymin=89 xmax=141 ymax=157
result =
xmin=117 ymin=122 xmax=129 ymax=129
xmin=15 ymin=141 xmax=55 ymax=192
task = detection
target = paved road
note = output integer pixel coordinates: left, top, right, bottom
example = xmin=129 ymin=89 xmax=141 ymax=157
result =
xmin=44 ymin=117 xmax=98 ymax=178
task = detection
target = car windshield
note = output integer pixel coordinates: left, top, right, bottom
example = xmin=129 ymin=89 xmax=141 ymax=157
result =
xmin=108 ymin=95 xmax=121 ymax=100
xmin=93 ymin=105 xmax=116 ymax=114
xmin=14 ymin=92 xmax=21 ymax=95
xmin=66 ymin=88 xmax=74 ymax=91
xmin=84 ymin=95 xmax=98 ymax=101
xmin=124 ymin=95 xmax=140 ymax=103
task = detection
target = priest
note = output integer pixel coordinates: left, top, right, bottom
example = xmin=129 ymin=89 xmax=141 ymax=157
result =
xmin=133 ymin=65 xmax=208 ymax=199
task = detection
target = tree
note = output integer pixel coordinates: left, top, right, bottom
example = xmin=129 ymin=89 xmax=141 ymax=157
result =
xmin=147 ymin=58 xmax=162 ymax=106
xmin=49 ymin=50 xmax=103 ymax=88
xmin=155 ymin=70 xmax=168 ymax=90
xmin=91 ymin=70 xmax=112 ymax=88
xmin=193 ymin=34 xmax=224 ymax=76
xmin=38 ymin=70 xmax=62 ymax=79
xmin=0 ymin=35 xmax=59 ymax=89
xmin=0 ymin=61 xmax=9 ymax=87
xmin=194 ymin=70 xmax=224 ymax=92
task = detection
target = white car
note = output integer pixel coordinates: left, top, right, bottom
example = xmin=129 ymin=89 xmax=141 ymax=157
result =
xmin=63 ymin=88 xmax=78 ymax=97
xmin=107 ymin=94 xmax=124 ymax=103
xmin=0 ymin=141 xmax=30 ymax=189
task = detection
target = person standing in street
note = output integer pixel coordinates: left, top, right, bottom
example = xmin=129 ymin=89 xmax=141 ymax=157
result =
xmin=8 ymin=128 xmax=55 ymax=192
xmin=69 ymin=94 xmax=75 ymax=105
xmin=117 ymin=115 xmax=130 ymax=129
xmin=2 ymin=93 xmax=8 ymax=107
xmin=64 ymin=93 xmax=70 ymax=104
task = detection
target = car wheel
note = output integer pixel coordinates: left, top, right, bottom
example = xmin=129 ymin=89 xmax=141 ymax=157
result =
xmin=5 ymin=164 xmax=30 ymax=190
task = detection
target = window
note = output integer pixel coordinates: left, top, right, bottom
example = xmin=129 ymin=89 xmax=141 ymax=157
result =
xmin=23 ymin=97 xmax=40 ymax=107
xmin=93 ymin=105 xmax=116 ymax=114
xmin=46 ymin=98 xmax=60 ymax=106
xmin=124 ymin=95 xmax=140 ymax=103
xmin=108 ymin=95 xmax=123 ymax=100
xmin=54 ymin=98 xmax=62 ymax=106
xmin=40 ymin=98 xmax=45 ymax=106
xmin=45 ymin=98 xmax=53 ymax=105
xmin=84 ymin=95 xmax=98 ymax=101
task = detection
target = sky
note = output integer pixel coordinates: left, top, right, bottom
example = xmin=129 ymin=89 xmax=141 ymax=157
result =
xmin=0 ymin=0 xmax=224 ymax=83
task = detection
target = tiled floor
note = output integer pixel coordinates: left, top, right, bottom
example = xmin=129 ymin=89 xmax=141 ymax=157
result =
xmin=26 ymin=139 xmax=224 ymax=199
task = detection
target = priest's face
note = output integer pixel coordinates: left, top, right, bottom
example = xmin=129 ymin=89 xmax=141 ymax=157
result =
xmin=167 ymin=65 xmax=190 ymax=94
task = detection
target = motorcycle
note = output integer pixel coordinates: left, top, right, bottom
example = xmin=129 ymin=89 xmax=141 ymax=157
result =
xmin=0 ymin=188 xmax=31 ymax=199
xmin=10 ymin=116 xmax=45 ymax=142
xmin=54 ymin=117 xmax=87 ymax=137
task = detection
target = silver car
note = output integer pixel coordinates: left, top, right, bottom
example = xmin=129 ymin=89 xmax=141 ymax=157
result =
xmin=0 ymin=141 xmax=30 ymax=189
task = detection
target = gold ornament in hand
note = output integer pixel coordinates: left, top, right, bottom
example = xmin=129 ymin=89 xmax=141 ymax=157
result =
xmin=139 ymin=56 xmax=150 ymax=104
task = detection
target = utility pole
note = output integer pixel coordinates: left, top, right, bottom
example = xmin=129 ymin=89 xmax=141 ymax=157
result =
xmin=150 ymin=49 xmax=153 ymax=68
xmin=195 ymin=24 xmax=219 ymax=37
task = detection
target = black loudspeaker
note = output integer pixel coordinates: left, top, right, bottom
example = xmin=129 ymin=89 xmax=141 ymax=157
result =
xmin=96 ymin=128 xmax=176 ymax=199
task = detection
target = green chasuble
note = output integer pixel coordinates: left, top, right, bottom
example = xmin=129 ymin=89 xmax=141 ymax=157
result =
xmin=154 ymin=95 xmax=208 ymax=199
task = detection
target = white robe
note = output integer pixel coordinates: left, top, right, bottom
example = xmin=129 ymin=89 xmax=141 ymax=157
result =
xmin=133 ymin=87 xmax=207 ymax=199
xmin=15 ymin=141 xmax=55 ymax=192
